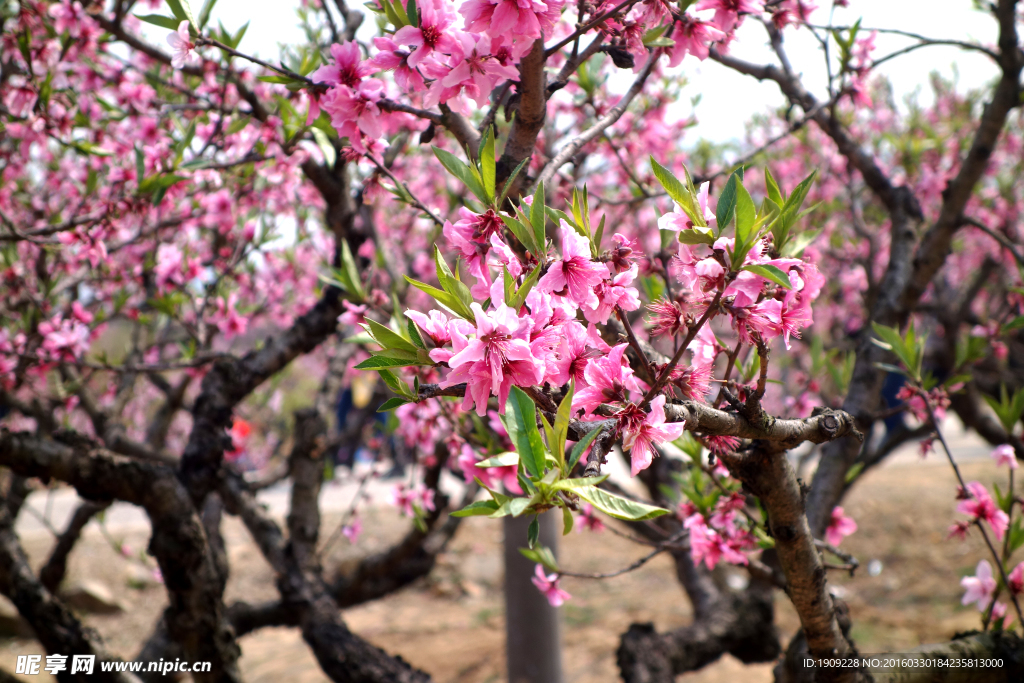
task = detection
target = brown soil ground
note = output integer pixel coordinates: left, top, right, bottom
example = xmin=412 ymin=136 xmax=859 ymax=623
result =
xmin=0 ymin=454 xmax=1008 ymax=682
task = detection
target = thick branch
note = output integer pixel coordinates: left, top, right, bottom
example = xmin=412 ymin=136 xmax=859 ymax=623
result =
xmin=0 ymin=505 xmax=137 ymax=683
xmin=219 ymin=473 xmax=432 ymax=683
xmin=495 ymin=38 xmax=546 ymax=198
xmin=0 ymin=431 xmax=241 ymax=683
xmin=719 ymin=442 xmax=852 ymax=676
xmin=40 ymin=500 xmax=112 ymax=592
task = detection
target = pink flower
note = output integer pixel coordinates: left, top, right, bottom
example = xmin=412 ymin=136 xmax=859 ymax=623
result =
xmin=539 ymin=224 xmax=609 ymax=309
xmin=311 ymin=41 xmax=372 ymax=87
xmin=694 ymin=0 xmax=764 ymax=33
xmin=394 ymin=0 xmax=460 ymax=67
xmin=405 ymin=309 xmax=453 ymax=348
xmin=961 ymin=560 xmax=997 ymax=611
xmin=575 ymin=504 xmax=605 ymax=532
xmin=668 ymin=362 xmax=714 ymax=402
xmin=440 ymin=33 xmax=521 ymax=107
xmin=546 ymin=321 xmax=606 ymax=387
xmin=991 ymin=444 xmax=1018 ymax=470
xmin=619 ymin=395 xmax=687 ymax=476
xmin=461 ymin=0 xmax=557 ymax=43
xmin=647 ymin=299 xmax=689 ymax=337
xmin=582 ymin=264 xmax=641 ymax=325
xmin=684 ymin=513 xmax=749 ymax=569
xmin=1008 ymin=561 xmax=1024 ymax=596
xmin=957 ymin=481 xmax=1009 ymax=541
xmin=573 ymin=344 xmax=642 ymax=414
xmin=444 ymin=303 xmax=545 ymax=416
xmin=338 ymin=301 xmax=367 ymax=327
xmin=388 ymin=484 xmax=436 ymax=517
xmin=531 ymin=565 xmax=571 ymax=606
xmin=369 ymin=36 xmax=426 ymax=92
xmin=825 ymin=506 xmax=857 ymax=546
xmin=947 ymin=520 xmax=971 ymax=541
xmin=216 ymin=294 xmax=248 ymax=341
xmin=166 ymin=21 xmax=197 ymax=70
xmin=38 ymin=316 xmax=91 ymax=361
xmin=342 ymin=517 xmax=362 ymax=544
xmin=320 ymin=79 xmax=388 ymax=150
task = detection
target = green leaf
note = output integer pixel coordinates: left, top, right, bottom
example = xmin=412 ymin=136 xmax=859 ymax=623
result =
xmin=507 ymin=386 xmax=548 ymax=479
xmin=519 ymin=546 xmax=558 ymax=572
xmin=733 ymin=179 xmax=756 ymax=248
xmin=552 ymin=381 xmax=574 ymax=471
xmin=165 ymin=0 xmax=195 ymax=25
xmin=650 ymin=157 xmax=692 ymax=219
xmin=507 ymin=263 xmax=541 ymax=311
xmin=196 ymin=0 xmax=217 ymax=28
xmin=562 ymin=506 xmax=574 ymax=535
xmin=500 ymin=214 xmax=539 ymax=257
xmin=567 ymin=426 xmax=601 ymax=474
xmin=230 ymin=20 xmax=249 ymax=48
xmin=135 ymin=13 xmax=183 ymax=30
xmin=780 ymin=228 xmax=821 ymax=257
xmin=377 ymin=369 xmax=410 ymax=397
xmin=531 ymin=180 xmax=546 ymax=256
xmin=405 ymin=277 xmax=474 ymax=321
xmin=742 ymin=264 xmax=793 ymax=290
xmin=764 ymin=167 xmax=784 ymax=206
xmin=677 ymin=227 xmax=716 ymax=245
xmin=406 ymin=318 xmax=426 ymax=349
xmin=871 ymin=322 xmax=914 ymax=376
xmin=406 ymin=0 xmax=419 ymax=26
xmin=527 ymin=516 xmax=540 ymax=548
xmin=550 ymin=475 xmax=609 ymax=491
xmin=480 ymin=126 xmax=496 ymax=202
xmin=490 ymin=496 xmax=532 ymax=518
xmin=476 ymin=452 xmax=519 ymax=468
xmin=354 ymin=355 xmax=428 ymax=370
xmin=451 ymin=500 xmax=501 ymax=517
xmin=498 ymin=156 xmax=529 ymax=206
xmin=1004 ymin=316 xmax=1024 ymax=332
xmin=432 ymin=146 xmax=487 ymax=203
xmin=573 ymin=486 xmax=669 ymax=521
xmin=715 ymin=170 xmax=740 ymax=231
xmin=339 ymin=239 xmax=365 ymax=299
xmin=363 ymin=319 xmax=418 ymax=354
xmin=377 ymin=397 xmax=411 ymax=412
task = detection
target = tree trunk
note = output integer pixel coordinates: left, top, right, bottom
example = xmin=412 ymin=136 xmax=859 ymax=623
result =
xmin=504 ymin=512 xmax=564 ymax=683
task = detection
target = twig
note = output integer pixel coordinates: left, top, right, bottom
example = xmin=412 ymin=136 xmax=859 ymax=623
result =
xmin=557 ymin=530 xmax=685 ymax=579
xmin=925 ymin=395 xmax=1024 ymax=626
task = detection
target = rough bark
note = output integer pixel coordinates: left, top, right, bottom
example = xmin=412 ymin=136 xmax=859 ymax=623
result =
xmin=40 ymin=500 xmax=112 ymax=593
xmin=218 ymin=413 xmax=432 ymax=683
xmin=495 ymin=38 xmax=546 ymax=198
xmin=720 ymin=442 xmax=855 ymax=683
xmin=0 ymin=431 xmax=241 ymax=683
xmin=617 ymin=581 xmax=779 ymax=683
xmin=0 ymin=505 xmax=137 ymax=683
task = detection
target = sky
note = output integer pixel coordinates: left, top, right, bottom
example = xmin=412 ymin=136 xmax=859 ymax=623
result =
xmin=149 ymin=0 xmax=1002 ymax=144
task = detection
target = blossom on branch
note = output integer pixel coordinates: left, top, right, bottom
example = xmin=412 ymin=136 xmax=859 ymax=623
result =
xmin=531 ymin=565 xmax=571 ymax=606
xmin=166 ymin=21 xmax=198 ymax=70
xmin=960 ymin=560 xmax=996 ymax=611
xmin=825 ymin=506 xmax=857 ymax=547
xmin=619 ymin=395 xmax=687 ymax=476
